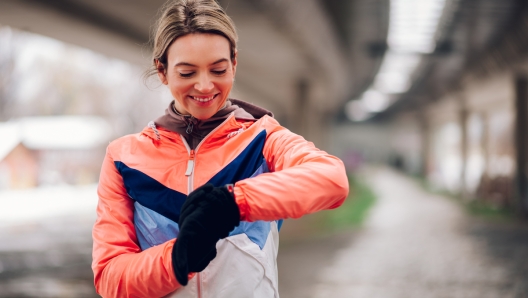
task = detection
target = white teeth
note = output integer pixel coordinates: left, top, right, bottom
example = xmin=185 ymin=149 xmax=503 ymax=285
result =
xmin=192 ymin=95 xmax=215 ymax=102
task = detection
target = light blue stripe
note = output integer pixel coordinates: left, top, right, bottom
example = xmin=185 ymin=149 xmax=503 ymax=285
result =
xmin=226 ymin=159 xmax=274 ymax=250
xmin=229 ymin=221 xmax=270 ymax=250
xmin=133 ymin=158 xmax=282 ymax=251
xmin=250 ymin=159 xmax=269 ymax=177
xmin=134 ymin=202 xmax=180 ymax=250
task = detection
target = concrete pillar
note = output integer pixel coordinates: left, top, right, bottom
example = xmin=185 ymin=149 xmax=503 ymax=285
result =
xmin=481 ymin=112 xmax=489 ymax=176
xmin=294 ymin=78 xmax=309 ymax=137
xmin=418 ymin=105 xmax=430 ymax=178
xmin=289 ymin=78 xmax=329 ymax=150
xmin=459 ymin=105 xmax=469 ymax=199
xmin=514 ymin=75 xmax=528 ymax=217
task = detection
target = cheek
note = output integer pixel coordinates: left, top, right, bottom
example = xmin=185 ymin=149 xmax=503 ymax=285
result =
xmin=217 ymin=77 xmax=234 ymax=91
xmin=170 ymin=80 xmax=193 ymax=95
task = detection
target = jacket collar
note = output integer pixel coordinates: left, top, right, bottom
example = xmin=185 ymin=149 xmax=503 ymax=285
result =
xmin=151 ymin=99 xmax=273 ymax=148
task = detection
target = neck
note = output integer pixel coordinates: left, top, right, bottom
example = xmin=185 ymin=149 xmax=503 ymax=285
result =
xmin=172 ymin=102 xmax=192 ymax=118
xmin=171 ymin=101 xmax=229 ymax=119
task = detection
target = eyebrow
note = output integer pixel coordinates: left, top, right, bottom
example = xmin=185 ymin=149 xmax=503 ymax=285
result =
xmin=175 ymin=58 xmax=229 ymax=67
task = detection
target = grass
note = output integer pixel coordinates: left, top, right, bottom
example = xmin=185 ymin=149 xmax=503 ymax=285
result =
xmin=317 ymin=174 xmax=377 ymax=230
xmin=416 ymin=177 xmax=515 ymax=222
xmin=278 ymin=174 xmax=377 ymax=242
xmin=465 ymin=200 xmax=515 ymax=221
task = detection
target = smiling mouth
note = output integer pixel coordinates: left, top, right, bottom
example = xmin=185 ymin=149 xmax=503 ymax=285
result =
xmin=191 ymin=94 xmax=218 ymax=102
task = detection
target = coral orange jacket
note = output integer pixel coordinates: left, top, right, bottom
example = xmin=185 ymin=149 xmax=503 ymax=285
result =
xmin=92 ymin=112 xmax=348 ymax=298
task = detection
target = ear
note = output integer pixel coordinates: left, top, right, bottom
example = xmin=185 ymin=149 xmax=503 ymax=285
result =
xmin=231 ymin=50 xmax=238 ymax=77
xmin=155 ymin=59 xmax=168 ymax=85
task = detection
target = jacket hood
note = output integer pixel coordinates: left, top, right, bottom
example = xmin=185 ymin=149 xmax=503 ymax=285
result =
xmin=229 ymin=99 xmax=273 ymax=120
xmin=152 ymin=99 xmax=273 ymax=149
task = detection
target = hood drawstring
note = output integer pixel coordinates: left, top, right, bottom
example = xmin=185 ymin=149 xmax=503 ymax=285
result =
xmin=147 ymin=121 xmax=161 ymax=141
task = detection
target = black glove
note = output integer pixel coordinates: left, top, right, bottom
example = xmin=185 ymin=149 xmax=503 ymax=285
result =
xmin=179 ymin=184 xmax=240 ymax=238
xmin=172 ymin=219 xmax=217 ymax=285
xmin=172 ymin=183 xmax=241 ymax=286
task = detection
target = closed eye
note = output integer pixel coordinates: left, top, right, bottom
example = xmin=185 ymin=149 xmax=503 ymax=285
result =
xmin=179 ymin=72 xmax=194 ymax=78
xmin=212 ymin=69 xmax=227 ymax=75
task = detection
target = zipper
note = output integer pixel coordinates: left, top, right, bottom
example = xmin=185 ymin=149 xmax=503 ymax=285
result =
xmin=179 ymin=113 xmax=236 ymax=298
xmin=180 ymin=112 xmax=236 ymax=191
xmin=185 ymin=150 xmax=195 ymax=176
xmin=181 ymin=138 xmax=201 ymax=297
xmin=197 ymin=273 xmax=202 ymax=298
xmin=180 ymin=137 xmax=194 ymax=193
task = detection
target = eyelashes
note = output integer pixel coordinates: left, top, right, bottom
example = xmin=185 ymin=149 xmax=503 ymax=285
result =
xmin=179 ymin=72 xmax=194 ymax=78
xmin=212 ymin=69 xmax=227 ymax=75
xmin=178 ymin=69 xmax=227 ymax=78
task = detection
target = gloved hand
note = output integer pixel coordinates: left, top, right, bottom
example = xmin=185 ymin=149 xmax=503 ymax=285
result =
xmin=172 ymin=183 xmax=240 ymax=286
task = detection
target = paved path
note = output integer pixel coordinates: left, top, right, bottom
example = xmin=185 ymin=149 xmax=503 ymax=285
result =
xmin=309 ymin=167 xmax=524 ymax=298
xmin=0 ymin=185 xmax=98 ymax=297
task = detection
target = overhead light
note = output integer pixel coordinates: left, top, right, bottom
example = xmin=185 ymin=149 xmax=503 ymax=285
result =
xmin=361 ymin=89 xmax=391 ymax=112
xmin=373 ymin=52 xmax=421 ymax=94
xmin=345 ymin=100 xmax=371 ymax=122
xmin=388 ymin=0 xmax=446 ymax=54
xmin=348 ymin=0 xmax=447 ymax=121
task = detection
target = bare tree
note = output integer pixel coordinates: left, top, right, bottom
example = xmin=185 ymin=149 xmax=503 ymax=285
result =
xmin=0 ymin=26 xmax=17 ymax=121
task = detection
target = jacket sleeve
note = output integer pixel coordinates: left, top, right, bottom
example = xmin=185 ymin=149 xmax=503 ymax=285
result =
xmin=92 ymin=149 xmax=181 ymax=298
xmin=233 ymin=122 xmax=349 ymax=221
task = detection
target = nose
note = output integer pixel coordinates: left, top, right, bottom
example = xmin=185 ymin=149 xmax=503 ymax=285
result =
xmin=194 ymin=72 xmax=214 ymax=93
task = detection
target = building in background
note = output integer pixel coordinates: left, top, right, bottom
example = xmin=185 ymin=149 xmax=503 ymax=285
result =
xmin=0 ymin=116 xmax=111 ymax=189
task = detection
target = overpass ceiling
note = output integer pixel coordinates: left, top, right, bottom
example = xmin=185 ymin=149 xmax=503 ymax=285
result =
xmin=0 ymin=0 xmax=389 ymax=120
xmin=376 ymin=0 xmax=528 ymax=121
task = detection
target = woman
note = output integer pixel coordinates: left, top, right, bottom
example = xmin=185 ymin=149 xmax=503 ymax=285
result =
xmin=92 ymin=0 xmax=349 ymax=297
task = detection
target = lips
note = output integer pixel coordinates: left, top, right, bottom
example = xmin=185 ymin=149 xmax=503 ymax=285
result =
xmin=190 ymin=94 xmax=218 ymax=102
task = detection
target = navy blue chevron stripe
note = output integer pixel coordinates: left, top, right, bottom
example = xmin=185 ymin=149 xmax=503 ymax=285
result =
xmin=114 ymin=129 xmax=267 ymax=224
xmin=208 ymin=129 xmax=267 ymax=186
xmin=114 ymin=161 xmax=187 ymax=223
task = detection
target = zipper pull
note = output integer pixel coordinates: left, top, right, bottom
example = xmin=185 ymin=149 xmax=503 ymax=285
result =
xmin=185 ymin=150 xmax=195 ymax=176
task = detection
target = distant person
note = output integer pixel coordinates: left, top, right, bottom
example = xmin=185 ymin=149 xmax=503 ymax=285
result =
xmin=91 ymin=0 xmax=349 ymax=297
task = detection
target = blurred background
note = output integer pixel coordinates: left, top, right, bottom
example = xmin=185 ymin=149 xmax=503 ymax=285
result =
xmin=1 ymin=0 xmax=528 ymax=297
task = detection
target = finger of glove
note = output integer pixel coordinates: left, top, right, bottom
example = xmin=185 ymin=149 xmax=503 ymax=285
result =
xmin=180 ymin=188 xmax=240 ymax=241
xmin=183 ymin=229 xmax=220 ymax=256
xmin=179 ymin=185 xmax=216 ymax=225
xmin=188 ymin=245 xmax=217 ymax=273
xmin=184 ymin=229 xmax=218 ymax=272
xmin=185 ymin=184 xmax=214 ymax=208
xmin=179 ymin=196 xmax=225 ymax=231
xmin=174 ymin=217 xmax=213 ymax=285
xmin=186 ymin=205 xmax=236 ymax=240
xmin=180 ymin=216 xmax=210 ymax=240
xmin=179 ymin=193 xmax=208 ymax=226
xmin=205 ymin=188 xmax=240 ymax=237
xmin=184 ymin=205 xmax=230 ymax=240
xmin=173 ymin=237 xmax=190 ymax=286
xmin=212 ymin=187 xmax=240 ymax=223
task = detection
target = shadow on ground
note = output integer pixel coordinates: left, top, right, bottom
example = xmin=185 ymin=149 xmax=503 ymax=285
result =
xmin=277 ymin=216 xmax=358 ymax=298
xmin=0 ymin=216 xmax=98 ymax=298
xmin=468 ymin=219 xmax=528 ymax=297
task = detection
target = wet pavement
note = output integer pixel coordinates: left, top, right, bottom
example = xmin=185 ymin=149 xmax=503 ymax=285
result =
xmin=0 ymin=186 xmax=98 ymax=298
xmin=304 ymin=167 xmax=528 ymax=298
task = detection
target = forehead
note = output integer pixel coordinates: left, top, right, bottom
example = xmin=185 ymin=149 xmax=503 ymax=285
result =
xmin=167 ymin=33 xmax=231 ymax=65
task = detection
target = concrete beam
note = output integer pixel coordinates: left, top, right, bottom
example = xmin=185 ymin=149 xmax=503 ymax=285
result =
xmin=0 ymin=0 xmax=152 ymax=66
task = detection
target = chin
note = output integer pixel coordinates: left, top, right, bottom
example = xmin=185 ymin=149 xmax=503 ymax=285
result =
xmin=191 ymin=111 xmax=216 ymax=120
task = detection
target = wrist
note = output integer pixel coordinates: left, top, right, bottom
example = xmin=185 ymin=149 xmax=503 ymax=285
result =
xmin=224 ymin=184 xmax=235 ymax=198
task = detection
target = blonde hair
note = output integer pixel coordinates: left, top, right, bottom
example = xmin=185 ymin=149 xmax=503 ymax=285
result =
xmin=146 ymin=0 xmax=238 ymax=78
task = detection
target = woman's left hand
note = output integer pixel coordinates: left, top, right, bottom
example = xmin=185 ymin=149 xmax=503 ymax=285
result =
xmin=172 ymin=183 xmax=241 ymax=285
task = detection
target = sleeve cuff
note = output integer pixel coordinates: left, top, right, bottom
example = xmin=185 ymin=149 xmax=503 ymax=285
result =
xmin=233 ymin=184 xmax=250 ymax=221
